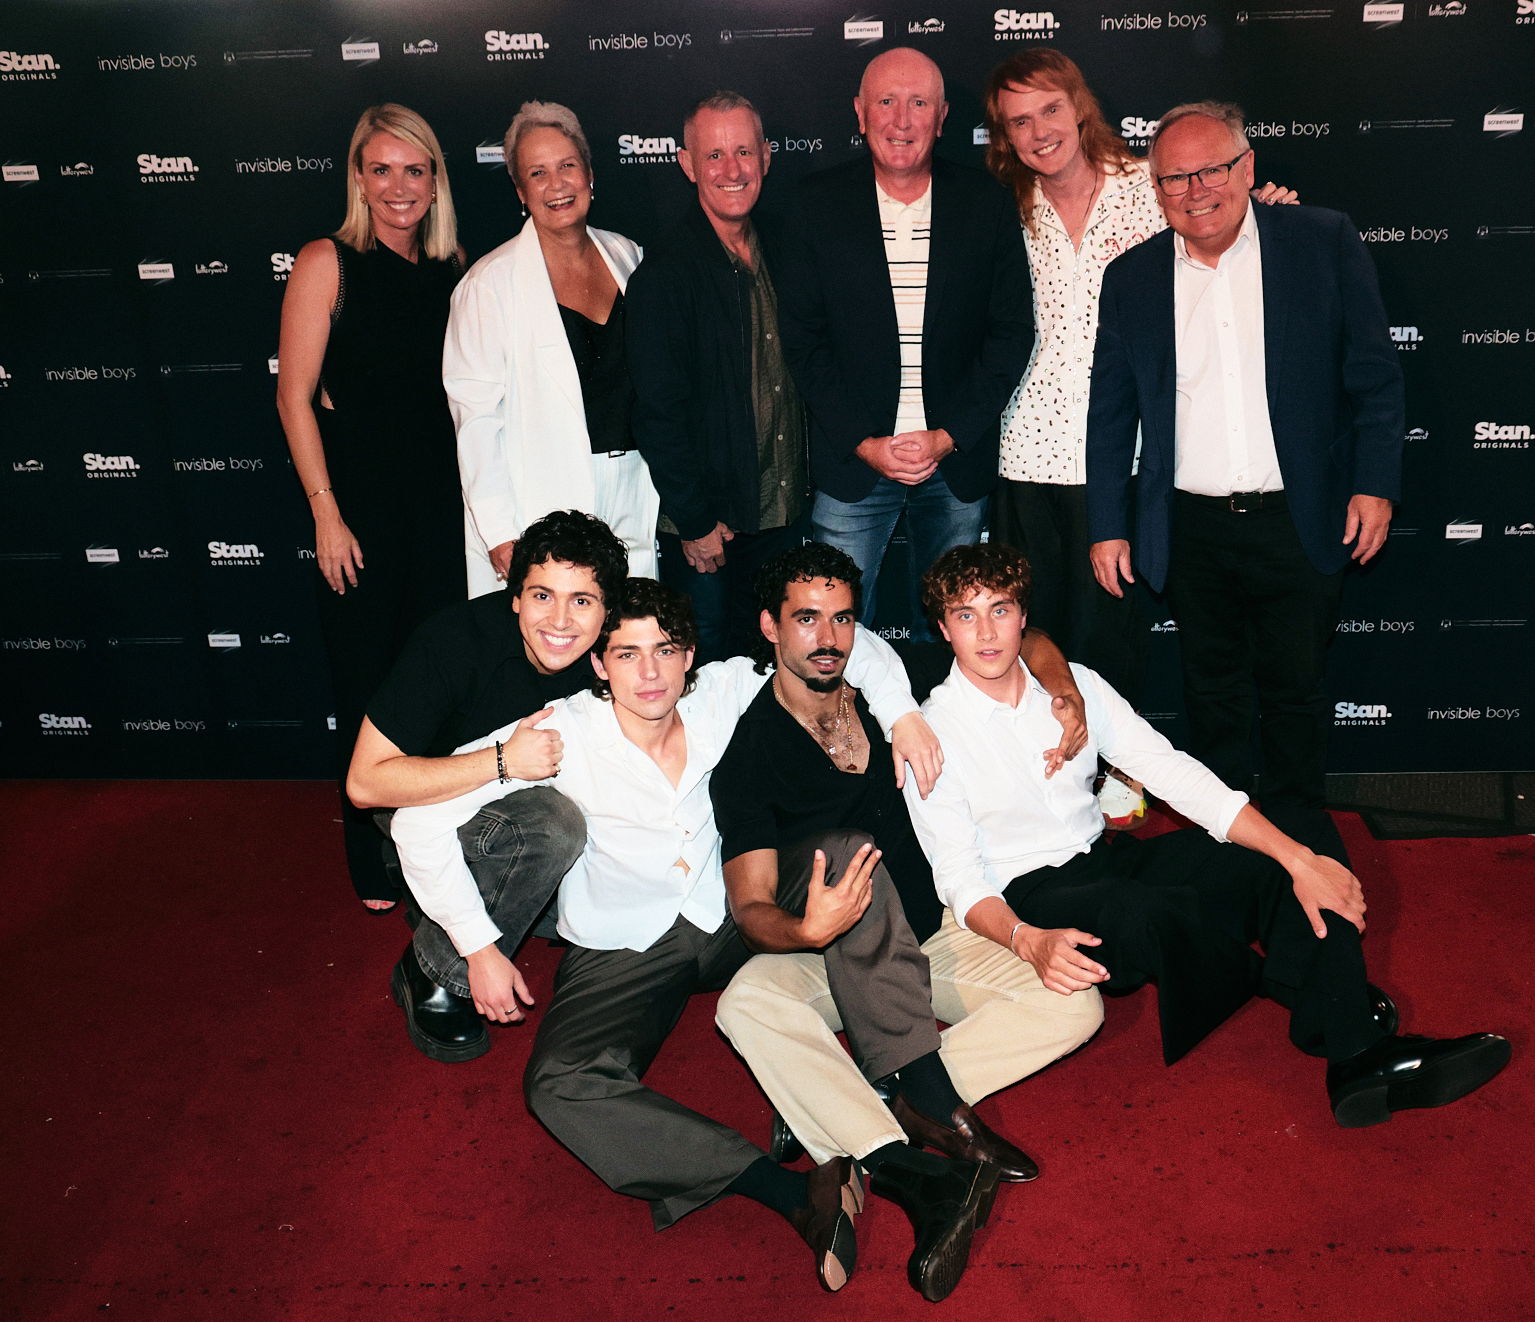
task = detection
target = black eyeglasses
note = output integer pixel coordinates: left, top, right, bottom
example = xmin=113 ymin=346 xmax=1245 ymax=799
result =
xmin=1154 ymin=149 xmax=1251 ymax=196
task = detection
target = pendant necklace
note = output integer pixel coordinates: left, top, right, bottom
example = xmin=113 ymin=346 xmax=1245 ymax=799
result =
xmin=774 ymin=678 xmax=859 ymax=772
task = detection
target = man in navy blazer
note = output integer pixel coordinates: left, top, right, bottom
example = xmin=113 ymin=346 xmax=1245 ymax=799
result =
xmin=1085 ymin=102 xmax=1404 ymax=809
xmin=777 ymin=47 xmax=1033 ymax=632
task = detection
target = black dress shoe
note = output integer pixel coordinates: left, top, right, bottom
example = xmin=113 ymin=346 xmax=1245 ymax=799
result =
xmin=789 ymin=1156 xmax=858 ymax=1292
xmin=1328 ymin=1032 xmax=1511 ymax=1128
xmin=769 ymin=1109 xmax=806 ymax=1165
xmin=871 ymin=1150 xmax=1001 ymax=1302
xmin=390 ymin=944 xmax=490 ymax=1063
xmin=891 ymin=1095 xmax=1040 ymax=1182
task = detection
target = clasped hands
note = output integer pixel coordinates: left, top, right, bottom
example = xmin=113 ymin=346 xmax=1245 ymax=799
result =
xmin=856 ymin=429 xmax=955 ymax=486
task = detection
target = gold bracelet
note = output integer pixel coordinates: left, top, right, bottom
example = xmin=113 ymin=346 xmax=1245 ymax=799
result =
xmin=307 ymin=486 xmax=333 ymax=499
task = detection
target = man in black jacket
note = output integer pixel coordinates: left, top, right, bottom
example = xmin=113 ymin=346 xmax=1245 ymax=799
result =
xmin=775 ymin=47 xmax=1034 ymax=634
xmin=628 ymin=91 xmax=809 ymax=663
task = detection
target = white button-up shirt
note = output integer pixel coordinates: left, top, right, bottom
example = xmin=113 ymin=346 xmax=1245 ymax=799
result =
xmin=878 ymin=182 xmax=932 ymax=436
xmin=1171 ymin=202 xmax=1282 ymax=496
xmin=392 ymin=633 xmax=918 ymax=956
xmin=1000 ymin=162 xmax=1164 ymax=485
xmin=904 ymin=659 xmax=1248 ymax=928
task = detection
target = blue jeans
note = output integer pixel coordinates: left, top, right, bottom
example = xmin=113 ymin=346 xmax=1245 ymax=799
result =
xmin=407 ymin=786 xmax=586 ymax=998
xmin=812 ymin=471 xmax=987 ymax=640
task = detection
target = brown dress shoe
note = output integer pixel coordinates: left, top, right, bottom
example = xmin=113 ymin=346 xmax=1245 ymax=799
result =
xmin=891 ymin=1095 xmax=1039 ymax=1182
xmin=789 ymin=1155 xmax=858 ymax=1291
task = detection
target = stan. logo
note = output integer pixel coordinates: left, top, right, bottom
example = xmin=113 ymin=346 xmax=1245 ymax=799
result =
xmin=39 ymin=713 xmax=91 ymax=734
xmin=1473 ymin=421 xmax=1532 ymax=447
xmin=138 ymin=153 xmax=199 ymax=183
xmin=1334 ymin=701 xmax=1391 ymax=725
xmin=994 ymin=9 xmax=1061 ymax=38
xmin=271 ymin=252 xmax=295 ymax=281
xmin=208 ymin=540 xmax=264 ymax=566
xmin=617 ymin=134 xmax=679 ymax=164
xmin=0 ymin=50 xmax=61 ymax=80
xmin=485 ymin=30 xmax=548 ymax=59
xmin=1389 ymin=325 xmax=1421 ymax=348
xmin=84 ymin=452 xmax=140 ymax=477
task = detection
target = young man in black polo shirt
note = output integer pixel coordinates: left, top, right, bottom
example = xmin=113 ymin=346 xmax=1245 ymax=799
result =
xmin=710 ymin=544 xmax=1104 ymax=1301
xmin=347 ymin=510 xmax=628 ymax=1064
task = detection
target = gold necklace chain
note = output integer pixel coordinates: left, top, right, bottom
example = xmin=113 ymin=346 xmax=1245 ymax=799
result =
xmin=773 ymin=677 xmax=860 ymax=772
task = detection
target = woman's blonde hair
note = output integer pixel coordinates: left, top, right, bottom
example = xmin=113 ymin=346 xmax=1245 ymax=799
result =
xmin=335 ymin=103 xmax=458 ymax=261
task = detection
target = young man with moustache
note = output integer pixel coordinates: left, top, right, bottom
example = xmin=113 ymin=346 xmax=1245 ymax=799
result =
xmin=347 ymin=509 xmax=628 ymax=1064
xmin=709 ymin=544 xmax=1103 ymax=1301
xmin=389 ymin=578 xmax=955 ymax=1290
xmin=905 ymin=542 xmax=1508 ymax=1126
xmin=775 ymin=48 xmax=1033 ymax=631
xmin=627 ymin=91 xmax=809 ymax=662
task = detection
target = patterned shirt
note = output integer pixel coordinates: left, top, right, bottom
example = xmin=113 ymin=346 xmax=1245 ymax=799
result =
xmin=1000 ymin=160 xmax=1164 ymax=485
xmin=878 ymin=182 xmax=933 ymax=436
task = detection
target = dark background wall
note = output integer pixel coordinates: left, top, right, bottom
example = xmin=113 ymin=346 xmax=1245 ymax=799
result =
xmin=3 ymin=0 xmax=1530 ymax=779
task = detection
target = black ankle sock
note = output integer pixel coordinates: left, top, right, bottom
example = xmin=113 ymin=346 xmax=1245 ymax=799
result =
xmin=895 ymin=1050 xmax=964 ymax=1124
xmin=861 ymin=1141 xmax=948 ymax=1177
xmin=728 ymin=1156 xmax=808 ymax=1220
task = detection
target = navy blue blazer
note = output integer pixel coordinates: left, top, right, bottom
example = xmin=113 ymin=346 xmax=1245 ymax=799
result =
xmin=1084 ymin=203 xmax=1404 ymax=593
xmin=776 ymin=156 xmax=1033 ymax=504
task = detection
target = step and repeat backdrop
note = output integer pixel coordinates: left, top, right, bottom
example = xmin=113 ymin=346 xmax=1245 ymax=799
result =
xmin=3 ymin=0 xmax=1531 ymax=778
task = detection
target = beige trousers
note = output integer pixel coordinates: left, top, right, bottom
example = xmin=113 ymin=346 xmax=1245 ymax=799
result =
xmin=716 ymin=908 xmax=1104 ymax=1165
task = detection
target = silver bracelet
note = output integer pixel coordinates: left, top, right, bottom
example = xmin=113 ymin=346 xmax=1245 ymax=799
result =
xmin=1008 ymin=921 xmax=1027 ymax=949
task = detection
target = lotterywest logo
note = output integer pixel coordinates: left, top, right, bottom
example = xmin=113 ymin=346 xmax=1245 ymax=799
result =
xmin=13 ymin=459 xmax=44 ymax=472
xmin=83 ymin=451 xmax=140 ymax=477
xmin=271 ymin=252 xmax=295 ymax=281
xmin=589 ymin=30 xmax=691 ymax=50
xmin=208 ymin=540 xmax=264 ymax=566
xmin=138 ymin=546 xmax=170 ymax=559
xmin=1359 ymin=225 xmax=1450 ymax=243
xmin=235 ymin=156 xmax=333 ymax=174
xmin=908 ymin=18 xmax=946 ymax=34
xmin=138 ymin=153 xmax=199 ymax=183
xmin=1506 ymin=521 xmax=1535 ymax=536
xmin=59 ymin=161 xmax=94 ymax=177
xmin=1389 ymin=325 xmax=1422 ymax=348
xmin=1427 ymin=0 xmax=1467 ymax=13
xmin=4 ymin=162 xmax=41 ymax=184
xmin=994 ymin=9 xmax=1061 ymax=38
xmin=1406 ymin=426 xmax=1429 ymax=442
xmin=618 ymin=134 xmax=679 ymax=165
xmin=1150 ymin=619 xmax=1179 ymax=632
xmin=1473 ymin=421 xmax=1532 ymax=449
xmin=402 ymin=38 xmax=439 ymax=56
xmin=0 ymin=49 xmax=61 ymax=80
xmin=485 ymin=29 xmax=548 ymax=59
xmin=1100 ymin=12 xmax=1209 ymax=32
xmin=1334 ymin=701 xmax=1391 ymax=726
xmin=194 ymin=260 xmax=228 ymax=276
xmin=260 ymin=632 xmax=291 ymax=645
xmin=173 ymin=456 xmax=264 ymax=472
xmin=48 ymin=364 xmax=136 ymax=382
xmin=97 ymin=52 xmax=198 ymax=71
xmin=38 ymin=713 xmax=91 ymax=735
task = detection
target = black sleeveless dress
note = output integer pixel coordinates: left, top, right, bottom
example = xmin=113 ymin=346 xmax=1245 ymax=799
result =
xmin=315 ymin=237 xmax=466 ymax=901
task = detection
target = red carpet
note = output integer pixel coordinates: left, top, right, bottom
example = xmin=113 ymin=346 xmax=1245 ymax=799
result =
xmin=2 ymin=781 xmax=1531 ymax=1320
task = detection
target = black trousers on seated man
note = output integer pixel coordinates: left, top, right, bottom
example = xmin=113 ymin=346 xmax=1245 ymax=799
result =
xmin=524 ymin=829 xmax=940 ymax=1229
xmin=1006 ymin=818 xmax=1379 ymax=1067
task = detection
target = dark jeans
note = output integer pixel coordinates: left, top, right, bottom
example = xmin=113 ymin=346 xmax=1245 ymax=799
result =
xmin=1166 ymin=492 xmax=1345 ymax=808
xmin=407 ymin=786 xmax=586 ymax=999
xmin=1006 ymin=820 xmax=1379 ymax=1065
xmin=657 ymin=517 xmax=808 ymax=664
xmin=991 ymin=478 xmax=1148 ymax=707
xmin=523 ymin=828 xmax=940 ymax=1229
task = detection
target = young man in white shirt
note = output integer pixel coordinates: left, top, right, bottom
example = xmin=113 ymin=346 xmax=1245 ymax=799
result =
xmin=905 ymin=542 xmax=1508 ymax=1128
xmin=391 ymin=578 xmax=962 ymax=1291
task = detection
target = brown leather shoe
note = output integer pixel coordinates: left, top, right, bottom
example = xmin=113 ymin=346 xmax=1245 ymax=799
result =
xmin=789 ymin=1156 xmax=858 ymax=1291
xmin=891 ymin=1095 xmax=1039 ymax=1182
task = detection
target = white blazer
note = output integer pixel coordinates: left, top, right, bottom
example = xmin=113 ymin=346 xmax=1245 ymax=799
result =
xmin=444 ymin=223 xmax=659 ymax=597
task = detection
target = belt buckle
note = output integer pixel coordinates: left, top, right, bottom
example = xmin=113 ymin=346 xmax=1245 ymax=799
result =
xmin=1227 ymin=491 xmax=1259 ymax=513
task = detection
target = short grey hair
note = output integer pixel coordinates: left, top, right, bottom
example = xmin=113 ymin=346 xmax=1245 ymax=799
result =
xmin=503 ymin=100 xmax=592 ymax=181
xmin=1149 ymin=100 xmax=1250 ymax=170
xmin=682 ymin=90 xmax=765 ymax=150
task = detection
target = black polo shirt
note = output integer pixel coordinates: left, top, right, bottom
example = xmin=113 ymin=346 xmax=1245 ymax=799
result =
xmin=710 ymin=680 xmax=944 ymax=942
xmin=367 ymin=593 xmax=590 ymax=756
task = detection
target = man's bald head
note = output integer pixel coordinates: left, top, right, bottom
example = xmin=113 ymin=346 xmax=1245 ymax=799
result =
xmin=854 ymin=46 xmax=949 ymax=194
xmin=858 ymin=46 xmax=945 ymax=104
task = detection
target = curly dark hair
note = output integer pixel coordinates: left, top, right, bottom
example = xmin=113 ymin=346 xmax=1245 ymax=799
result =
xmin=591 ymin=578 xmax=700 ymax=700
xmin=749 ymin=542 xmax=862 ymax=672
xmin=920 ymin=542 xmax=1033 ymax=634
xmin=506 ymin=510 xmax=628 ymax=617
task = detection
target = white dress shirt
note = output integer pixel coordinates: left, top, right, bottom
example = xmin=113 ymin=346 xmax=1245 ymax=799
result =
xmin=1001 ymin=162 xmax=1164 ymax=485
xmin=904 ymin=659 xmax=1248 ymax=928
xmin=1171 ymin=202 xmax=1282 ymax=496
xmin=392 ymin=630 xmax=918 ymax=956
xmin=877 ymin=182 xmax=932 ymax=436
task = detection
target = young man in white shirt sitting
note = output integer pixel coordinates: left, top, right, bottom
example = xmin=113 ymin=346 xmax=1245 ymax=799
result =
xmin=904 ymin=541 xmax=1508 ymax=1128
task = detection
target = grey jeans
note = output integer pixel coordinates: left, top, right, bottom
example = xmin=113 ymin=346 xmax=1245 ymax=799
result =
xmin=406 ymin=786 xmax=586 ymax=998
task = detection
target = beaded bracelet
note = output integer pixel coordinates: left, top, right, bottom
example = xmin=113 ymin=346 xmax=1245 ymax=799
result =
xmin=495 ymin=740 xmax=507 ymax=783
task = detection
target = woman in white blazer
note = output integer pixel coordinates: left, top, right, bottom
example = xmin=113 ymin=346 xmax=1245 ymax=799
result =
xmin=444 ymin=100 xmax=659 ymax=597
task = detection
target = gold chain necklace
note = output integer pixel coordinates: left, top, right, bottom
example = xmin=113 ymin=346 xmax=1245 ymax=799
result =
xmin=773 ymin=678 xmax=860 ymax=772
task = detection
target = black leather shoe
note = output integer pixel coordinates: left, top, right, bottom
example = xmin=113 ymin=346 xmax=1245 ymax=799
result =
xmin=390 ymin=944 xmax=490 ymax=1063
xmin=789 ymin=1156 xmax=858 ymax=1291
xmin=871 ymin=1150 xmax=1001 ymax=1302
xmin=1328 ymin=1032 xmax=1510 ymax=1128
xmin=891 ymin=1095 xmax=1039 ymax=1182
xmin=769 ymin=1110 xmax=805 ymax=1165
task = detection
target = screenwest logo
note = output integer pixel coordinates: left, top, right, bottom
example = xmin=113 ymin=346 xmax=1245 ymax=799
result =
xmin=4 ymin=163 xmax=40 ymax=183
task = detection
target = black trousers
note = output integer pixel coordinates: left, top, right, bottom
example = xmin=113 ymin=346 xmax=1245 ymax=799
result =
xmin=992 ymin=478 xmax=1148 ymax=707
xmin=1005 ymin=821 xmax=1379 ymax=1065
xmin=523 ymin=828 xmax=939 ymax=1229
xmin=1165 ymin=492 xmax=1344 ymax=809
